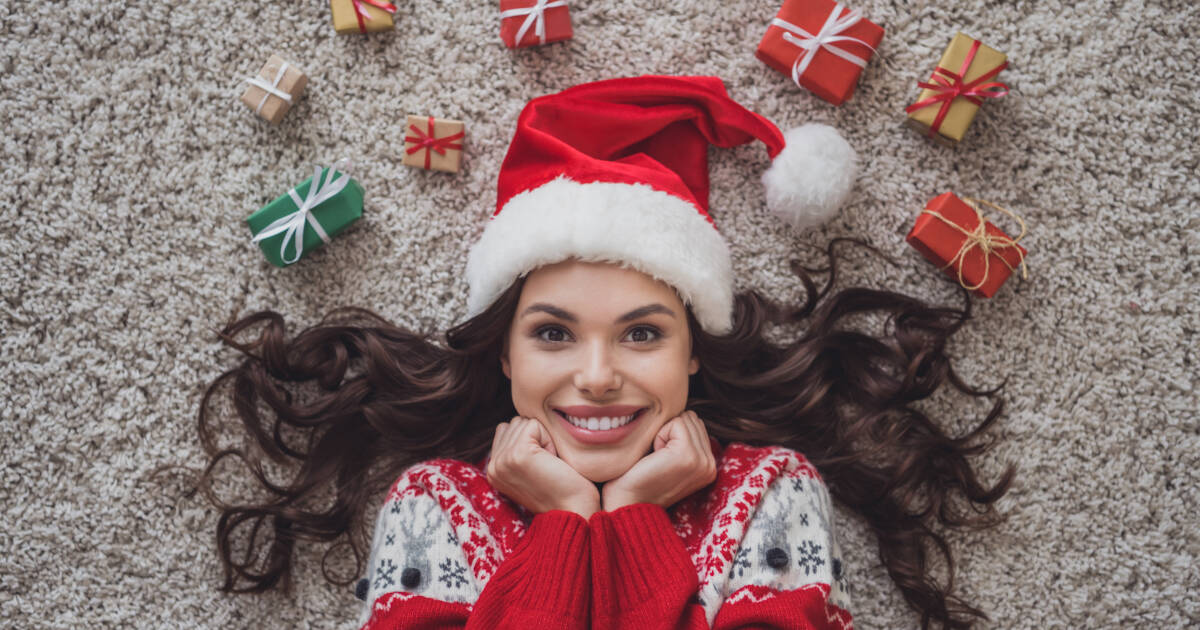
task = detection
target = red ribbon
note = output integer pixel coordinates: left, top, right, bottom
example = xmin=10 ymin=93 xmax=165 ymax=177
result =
xmin=405 ymin=116 xmax=465 ymax=170
xmin=905 ymin=39 xmax=1009 ymax=137
xmin=350 ymin=0 xmax=397 ymax=34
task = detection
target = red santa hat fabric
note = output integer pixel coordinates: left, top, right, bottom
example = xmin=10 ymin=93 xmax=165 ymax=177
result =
xmin=466 ymin=75 xmax=857 ymax=334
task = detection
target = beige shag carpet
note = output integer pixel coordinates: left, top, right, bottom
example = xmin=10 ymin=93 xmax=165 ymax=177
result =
xmin=1 ymin=0 xmax=1196 ymax=627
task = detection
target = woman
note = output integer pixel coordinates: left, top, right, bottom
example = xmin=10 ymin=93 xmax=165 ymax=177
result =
xmin=198 ymin=76 xmax=1013 ymax=629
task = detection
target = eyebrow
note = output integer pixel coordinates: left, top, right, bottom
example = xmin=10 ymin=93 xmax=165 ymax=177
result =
xmin=520 ymin=302 xmax=677 ymax=323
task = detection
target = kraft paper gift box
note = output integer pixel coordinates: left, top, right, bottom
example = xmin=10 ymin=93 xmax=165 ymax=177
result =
xmin=331 ymin=0 xmax=396 ymax=34
xmin=402 ymin=115 xmax=466 ymax=173
xmin=241 ymin=55 xmax=307 ymax=125
xmin=756 ymin=0 xmax=884 ymax=105
xmin=905 ymin=33 xmax=1009 ymax=145
xmin=500 ymin=0 xmax=573 ymax=48
xmin=905 ymin=192 xmax=1028 ymax=298
xmin=247 ymin=164 xmax=364 ymax=267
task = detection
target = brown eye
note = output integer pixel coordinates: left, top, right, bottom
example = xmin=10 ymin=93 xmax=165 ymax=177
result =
xmin=535 ymin=326 xmax=570 ymax=343
xmin=626 ymin=326 xmax=661 ymax=343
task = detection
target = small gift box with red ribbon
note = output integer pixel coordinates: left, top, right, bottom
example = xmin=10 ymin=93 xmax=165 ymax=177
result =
xmin=500 ymin=0 xmax=573 ymax=48
xmin=906 ymin=33 xmax=1009 ymax=145
xmin=906 ymin=192 xmax=1028 ymax=298
xmin=403 ymin=115 xmax=465 ymax=173
xmin=241 ymin=55 xmax=307 ymax=124
xmin=331 ymin=0 xmax=396 ymax=34
xmin=756 ymin=0 xmax=883 ymax=105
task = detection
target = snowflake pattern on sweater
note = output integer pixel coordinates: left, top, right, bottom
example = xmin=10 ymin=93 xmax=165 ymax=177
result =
xmin=359 ymin=439 xmax=850 ymax=628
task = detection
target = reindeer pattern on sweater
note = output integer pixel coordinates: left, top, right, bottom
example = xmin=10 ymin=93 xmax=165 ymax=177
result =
xmin=358 ymin=440 xmax=851 ymax=628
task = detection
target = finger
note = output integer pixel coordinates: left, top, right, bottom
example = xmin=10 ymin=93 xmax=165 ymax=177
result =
xmin=654 ymin=414 xmax=687 ymax=451
xmin=678 ymin=412 xmax=704 ymax=455
xmin=688 ymin=411 xmax=707 ymax=446
xmin=492 ymin=422 xmax=509 ymax=451
xmin=677 ymin=412 xmax=709 ymax=464
xmin=508 ymin=416 xmax=530 ymax=450
xmin=496 ymin=416 xmax=524 ymax=456
xmin=488 ymin=423 xmax=508 ymax=475
xmin=686 ymin=413 xmax=717 ymax=474
xmin=533 ymin=420 xmax=558 ymax=457
xmin=516 ymin=417 xmax=547 ymax=451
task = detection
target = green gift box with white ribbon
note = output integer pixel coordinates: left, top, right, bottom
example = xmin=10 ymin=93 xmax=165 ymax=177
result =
xmin=246 ymin=163 xmax=364 ymax=267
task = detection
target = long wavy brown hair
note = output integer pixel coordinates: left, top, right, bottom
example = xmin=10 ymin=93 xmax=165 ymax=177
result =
xmin=196 ymin=237 xmax=1014 ymax=629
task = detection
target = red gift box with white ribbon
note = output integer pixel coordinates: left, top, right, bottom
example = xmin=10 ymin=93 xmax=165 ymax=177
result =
xmin=499 ymin=0 xmax=573 ymax=48
xmin=756 ymin=0 xmax=883 ymax=105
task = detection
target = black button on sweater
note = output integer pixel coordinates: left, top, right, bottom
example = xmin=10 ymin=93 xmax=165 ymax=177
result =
xmin=766 ymin=547 xmax=789 ymax=569
xmin=401 ymin=567 xmax=422 ymax=589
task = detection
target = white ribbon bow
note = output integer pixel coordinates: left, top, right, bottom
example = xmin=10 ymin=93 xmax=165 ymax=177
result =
xmin=771 ymin=3 xmax=875 ymax=86
xmin=245 ymin=61 xmax=293 ymax=115
xmin=500 ymin=0 xmax=567 ymax=45
xmin=250 ymin=162 xmax=351 ymax=265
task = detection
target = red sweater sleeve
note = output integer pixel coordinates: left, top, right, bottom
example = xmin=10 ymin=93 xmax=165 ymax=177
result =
xmin=363 ymin=510 xmax=591 ymax=630
xmin=588 ymin=504 xmax=708 ymax=630
xmin=589 ymin=504 xmax=849 ymax=630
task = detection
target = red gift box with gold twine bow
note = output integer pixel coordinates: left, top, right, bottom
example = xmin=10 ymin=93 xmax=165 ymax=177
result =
xmin=906 ymin=192 xmax=1029 ymax=298
xmin=756 ymin=0 xmax=883 ymax=105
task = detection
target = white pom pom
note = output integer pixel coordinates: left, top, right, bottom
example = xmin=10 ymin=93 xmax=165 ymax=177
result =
xmin=761 ymin=123 xmax=858 ymax=229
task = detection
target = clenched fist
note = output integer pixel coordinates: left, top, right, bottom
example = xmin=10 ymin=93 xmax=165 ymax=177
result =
xmin=486 ymin=416 xmax=601 ymax=518
xmin=601 ymin=411 xmax=717 ymax=511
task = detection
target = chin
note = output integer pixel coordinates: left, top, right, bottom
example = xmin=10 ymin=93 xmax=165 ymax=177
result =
xmin=566 ymin=454 xmax=637 ymax=484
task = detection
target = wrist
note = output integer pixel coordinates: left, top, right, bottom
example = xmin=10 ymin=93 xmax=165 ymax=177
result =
xmin=566 ymin=500 xmax=600 ymax=519
xmin=601 ymin=486 xmax=641 ymax=512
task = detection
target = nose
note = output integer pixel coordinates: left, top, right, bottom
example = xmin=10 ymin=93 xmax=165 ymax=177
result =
xmin=573 ymin=339 xmax=621 ymax=396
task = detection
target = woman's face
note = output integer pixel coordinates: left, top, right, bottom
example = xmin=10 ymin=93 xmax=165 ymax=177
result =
xmin=501 ymin=259 xmax=700 ymax=483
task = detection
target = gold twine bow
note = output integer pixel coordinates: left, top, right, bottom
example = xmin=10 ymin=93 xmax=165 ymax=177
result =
xmin=920 ymin=197 xmax=1029 ymax=292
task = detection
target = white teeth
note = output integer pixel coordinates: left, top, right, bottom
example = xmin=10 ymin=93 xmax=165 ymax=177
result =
xmin=564 ymin=413 xmax=637 ymax=431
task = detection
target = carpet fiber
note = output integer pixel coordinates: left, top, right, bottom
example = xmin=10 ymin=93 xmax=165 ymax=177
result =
xmin=2 ymin=0 xmax=1196 ymax=628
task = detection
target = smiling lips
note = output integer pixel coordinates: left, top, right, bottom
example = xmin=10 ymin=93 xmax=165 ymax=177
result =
xmin=563 ymin=412 xmax=638 ymax=431
xmin=554 ymin=405 xmax=647 ymax=443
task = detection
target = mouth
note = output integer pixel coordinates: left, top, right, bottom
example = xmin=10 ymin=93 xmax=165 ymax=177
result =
xmin=552 ymin=408 xmax=648 ymax=444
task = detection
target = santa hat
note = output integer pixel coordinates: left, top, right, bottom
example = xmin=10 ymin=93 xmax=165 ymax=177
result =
xmin=465 ymin=75 xmax=857 ymax=335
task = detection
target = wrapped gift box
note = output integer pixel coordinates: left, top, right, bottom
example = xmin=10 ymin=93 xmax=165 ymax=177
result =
xmin=500 ymin=0 xmax=573 ymax=48
xmin=756 ymin=0 xmax=883 ymax=105
xmin=331 ymin=0 xmax=396 ymax=34
xmin=906 ymin=32 xmax=1008 ymax=145
xmin=247 ymin=164 xmax=364 ymax=267
xmin=241 ymin=55 xmax=307 ymax=125
xmin=402 ymin=115 xmax=465 ymax=173
xmin=906 ymin=192 xmax=1027 ymax=298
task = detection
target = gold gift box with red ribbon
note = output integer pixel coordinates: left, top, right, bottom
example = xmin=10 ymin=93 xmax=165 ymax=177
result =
xmin=331 ymin=0 xmax=396 ymax=34
xmin=906 ymin=33 xmax=1008 ymax=145
xmin=403 ymin=115 xmax=466 ymax=173
xmin=906 ymin=192 xmax=1028 ymax=298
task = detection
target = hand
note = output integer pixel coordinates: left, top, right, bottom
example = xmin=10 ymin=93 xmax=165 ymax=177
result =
xmin=601 ymin=411 xmax=717 ymax=511
xmin=485 ymin=416 xmax=601 ymax=518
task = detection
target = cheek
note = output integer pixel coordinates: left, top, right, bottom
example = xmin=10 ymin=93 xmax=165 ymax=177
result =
xmin=507 ymin=347 xmax=559 ymax=406
xmin=634 ymin=351 xmax=692 ymax=404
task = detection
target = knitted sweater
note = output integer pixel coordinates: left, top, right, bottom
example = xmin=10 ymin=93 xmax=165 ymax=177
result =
xmin=357 ymin=438 xmax=852 ymax=629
